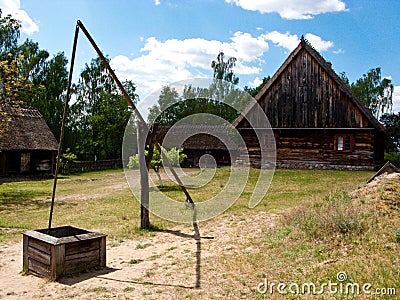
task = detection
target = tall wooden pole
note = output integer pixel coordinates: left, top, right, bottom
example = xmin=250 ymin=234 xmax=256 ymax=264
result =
xmin=137 ymin=122 xmax=150 ymax=229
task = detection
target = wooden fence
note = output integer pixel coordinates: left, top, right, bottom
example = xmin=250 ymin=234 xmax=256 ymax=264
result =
xmin=61 ymin=159 xmax=123 ymax=174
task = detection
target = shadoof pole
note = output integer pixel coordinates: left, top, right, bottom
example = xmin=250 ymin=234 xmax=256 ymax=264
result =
xmin=48 ymin=20 xmax=194 ymax=231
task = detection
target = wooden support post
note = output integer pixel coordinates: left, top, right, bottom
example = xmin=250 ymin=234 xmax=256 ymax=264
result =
xmin=137 ymin=121 xmax=150 ymax=229
xmin=99 ymin=235 xmax=106 ymax=267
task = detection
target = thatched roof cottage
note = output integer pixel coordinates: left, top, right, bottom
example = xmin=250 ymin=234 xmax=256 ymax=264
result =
xmin=0 ymin=107 xmax=58 ymax=176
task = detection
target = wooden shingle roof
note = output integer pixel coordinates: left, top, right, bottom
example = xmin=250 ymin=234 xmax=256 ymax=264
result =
xmin=0 ymin=107 xmax=58 ymax=151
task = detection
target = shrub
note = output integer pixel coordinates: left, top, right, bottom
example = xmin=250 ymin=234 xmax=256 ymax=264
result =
xmin=384 ymin=152 xmax=400 ymax=168
xmin=287 ymin=192 xmax=366 ymax=240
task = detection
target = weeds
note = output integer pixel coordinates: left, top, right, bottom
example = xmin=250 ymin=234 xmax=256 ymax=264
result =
xmin=287 ymin=192 xmax=366 ymax=240
xmin=394 ymin=228 xmax=400 ymax=243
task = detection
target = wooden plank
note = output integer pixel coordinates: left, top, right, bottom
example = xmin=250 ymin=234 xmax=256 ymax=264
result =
xmin=54 ymin=244 xmax=65 ymax=279
xmin=29 ymin=237 xmax=51 ymax=253
xmin=65 ymin=238 xmax=99 ymax=255
xmin=23 ymin=230 xmax=58 ymax=245
xmin=23 ymin=234 xmax=29 ymax=273
xmin=27 ymin=246 xmax=51 ymax=265
xmin=50 ymin=245 xmax=57 ymax=280
xmin=64 ymin=256 xmax=100 ymax=273
xmin=65 ymin=249 xmax=99 ymax=261
xmin=57 ymin=232 xmax=106 ymax=244
xmin=99 ymin=236 xmax=106 ymax=267
xmin=28 ymin=258 xmax=51 ymax=278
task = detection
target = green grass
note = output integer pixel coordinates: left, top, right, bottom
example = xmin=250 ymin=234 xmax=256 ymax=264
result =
xmin=1 ymin=167 xmax=397 ymax=298
xmin=0 ymin=167 xmax=372 ymax=244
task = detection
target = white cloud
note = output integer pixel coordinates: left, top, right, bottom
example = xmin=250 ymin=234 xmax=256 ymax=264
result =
xmin=333 ymin=48 xmax=345 ymax=54
xmin=262 ymin=31 xmax=299 ymax=51
xmin=111 ymin=30 xmax=335 ymax=100
xmin=0 ymin=0 xmax=39 ymax=35
xmin=393 ymin=86 xmax=400 ymax=113
xmin=247 ymin=76 xmax=263 ymax=87
xmin=154 ymin=0 xmax=160 ymax=6
xmin=225 ymin=0 xmax=348 ymax=19
xmin=110 ymin=32 xmax=269 ymax=97
xmin=304 ymin=33 xmax=334 ymax=52
xmin=262 ymin=31 xmax=334 ymax=52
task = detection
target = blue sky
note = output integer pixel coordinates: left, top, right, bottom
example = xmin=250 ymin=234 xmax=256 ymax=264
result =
xmin=2 ymin=0 xmax=400 ymax=114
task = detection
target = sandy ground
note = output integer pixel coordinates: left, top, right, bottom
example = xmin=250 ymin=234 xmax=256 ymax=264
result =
xmin=0 ymin=210 xmax=278 ymax=299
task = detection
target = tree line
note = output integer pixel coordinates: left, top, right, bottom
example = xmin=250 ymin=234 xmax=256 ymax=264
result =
xmin=0 ymin=11 xmax=398 ymax=164
xmin=0 ymin=11 xmax=135 ymax=161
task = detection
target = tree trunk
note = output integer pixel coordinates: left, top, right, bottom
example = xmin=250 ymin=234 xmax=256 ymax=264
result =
xmin=156 ymin=171 xmax=163 ymax=187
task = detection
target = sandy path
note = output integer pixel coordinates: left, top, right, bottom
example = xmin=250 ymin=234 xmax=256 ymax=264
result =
xmin=0 ymin=211 xmax=278 ymax=299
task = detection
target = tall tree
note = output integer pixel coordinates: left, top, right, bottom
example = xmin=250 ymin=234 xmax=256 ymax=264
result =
xmin=380 ymin=112 xmax=400 ymax=151
xmin=0 ymin=11 xmax=68 ymax=141
xmin=211 ymin=51 xmax=239 ymax=84
xmin=0 ymin=9 xmax=20 ymax=59
xmin=350 ymin=67 xmax=393 ymax=118
xmin=69 ymin=56 xmax=137 ymax=160
xmin=0 ymin=10 xmax=24 ymax=135
xmin=148 ymin=85 xmax=180 ymax=125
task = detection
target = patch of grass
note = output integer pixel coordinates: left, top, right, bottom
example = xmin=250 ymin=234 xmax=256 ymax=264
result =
xmin=136 ymin=243 xmax=152 ymax=249
xmin=128 ymin=259 xmax=143 ymax=264
xmin=89 ymin=286 xmax=107 ymax=293
xmin=394 ymin=228 xmax=400 ymax=243
xmin=286 ymin=192 xmax=366 ymax=240
xmin=123 ymin=286 xmax=135 ymax=292
xmin=0 ymin=168 xmax=373 ymax=245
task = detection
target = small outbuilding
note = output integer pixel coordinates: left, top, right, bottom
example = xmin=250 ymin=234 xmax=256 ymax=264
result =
xmin=0 ymin=107 xmax=58 ymax=176
xmin=154 ymin=125 xmax=233 ymax=167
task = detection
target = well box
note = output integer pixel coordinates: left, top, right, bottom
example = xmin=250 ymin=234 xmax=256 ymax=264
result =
xmin=23 ymin=226 xmax=106 ymax=280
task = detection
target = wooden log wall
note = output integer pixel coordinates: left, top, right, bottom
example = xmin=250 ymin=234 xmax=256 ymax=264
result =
xmin=240 ymin=129 xmax=378 ymax=169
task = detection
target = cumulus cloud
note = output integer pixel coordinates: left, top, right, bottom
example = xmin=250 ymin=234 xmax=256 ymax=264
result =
xmin=304 ymin=33 xmax=334 ymax=51
xmin=110 ymin=32 xmax=269 ymax=97
xmin=154 ymin=0 xmax=160 ymax=6
xmin=262 ymin=31 xmax=334 ymax=52
xmin=0 ymin=0 xmax=38 ymax=35
xmin=225 ymin=0 xmax=348 ymax=19
xmin=110 ymin=29 xmax=334 ymax=99
xmin=261 ymin=31 xmax=299 ymax=51
xmin=247 ymin=76 xmax=263 ymax=88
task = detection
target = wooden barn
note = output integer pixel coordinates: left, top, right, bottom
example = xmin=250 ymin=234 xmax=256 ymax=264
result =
xmin=233 ymin=37 xmax=386 ymax=170
xmin=154 ymin=125 xmax=233 ymax=167
xmin=0 ymin=107 xmax=58 ymax=176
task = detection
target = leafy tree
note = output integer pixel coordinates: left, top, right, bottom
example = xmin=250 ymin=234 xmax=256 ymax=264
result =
xmin=149 ymin=52 xmax=242 ymax=125
xmin=380 ymin=112 xmax=400 ymax=151
xmin=148 ymin=85 xmax=180 ymax=124
xmin=350 ymin=67 xmax=393 ymax=118
xmin=0 ymin=9 xmax=20 ymax=59
xmin=127 ymin=146 xmax=186 ymax=187
xmin=244 ymin=76 xmax=271 ymax=97
xmin=0 ymin=11 xmax=25 ymax=135
xmin=69 ymin=56 xmax=137 ymax=160
xmin=0 ymin=11 xmax=68 ymax=141
xmin=211 ymin=51 xmax=239 ymax=84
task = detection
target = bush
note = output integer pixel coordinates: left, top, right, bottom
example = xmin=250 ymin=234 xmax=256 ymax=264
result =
xmin=287 ymin=192 xmax=366 ymax=240
xmin=384 ymin=152 xmax=400 ymax=168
